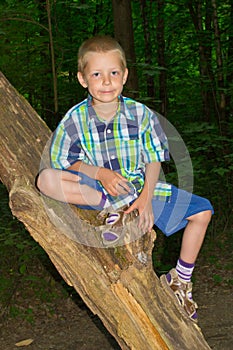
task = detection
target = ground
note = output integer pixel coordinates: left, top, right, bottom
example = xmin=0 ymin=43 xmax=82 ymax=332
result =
xmin=0 ymin=224 xmax=232 ymax=350
xmin=1 ymin=286 xmax=232 ymax=350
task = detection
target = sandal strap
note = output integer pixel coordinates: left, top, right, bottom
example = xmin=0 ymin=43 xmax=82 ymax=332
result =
xmin=98 ymin=204 xmax=136 ymax=229
xmin=105 ymin=213 xmax=121 ymax=225
xmin=101 ymin=230 xmax=120 ymax=245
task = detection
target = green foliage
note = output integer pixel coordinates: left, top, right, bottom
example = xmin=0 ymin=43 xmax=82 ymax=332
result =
xmin=1 ymin=0 xmax=233 ymax=127
xmin=166 ymin=119 xmax=233 ymax=233
xmin=152 ymin=230 xmax=183 ymax=275
xmin=0 ymin=0 xmax=114 ymax=128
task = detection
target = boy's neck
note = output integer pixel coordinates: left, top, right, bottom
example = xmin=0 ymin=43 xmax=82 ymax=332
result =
xmin=92 ymin=100 xmax=119 ymax=121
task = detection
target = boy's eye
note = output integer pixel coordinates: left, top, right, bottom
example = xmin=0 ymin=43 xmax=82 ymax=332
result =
xmin=111 ymin=71 xmax=118 ymax=76
xmin=92 ymin=72 xmax=100 ymax=77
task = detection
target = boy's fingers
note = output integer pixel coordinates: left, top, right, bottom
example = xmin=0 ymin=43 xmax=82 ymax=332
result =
xmin=124 ymin=202 xmax=137 ymax=214
xmin=138 ymin=214 xmax=153 ymax=233
xmin=117 ymin=182 xmax=130 ymax=194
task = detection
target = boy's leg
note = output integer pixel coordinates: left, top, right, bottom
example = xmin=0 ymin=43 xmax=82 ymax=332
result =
xmin=36 ymin=168 xmax=106 ymax=209
xmin=163 ymin=209 xmax=212 ymax=322
xmin=180 ymin=210 xmax=212 ymax=263
xmin=152 ymin=185 xmax=213 ymax=322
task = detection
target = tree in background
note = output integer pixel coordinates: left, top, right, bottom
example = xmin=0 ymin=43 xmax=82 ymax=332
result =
xmin=139 ymin=0 xmax=155 ymax=102
xmin=112 ymin=0 xmax=139 ymax=97
xmin=156 ymin=0 xmax=167 ymax=116
xmin=187 ymin=0 xmax=233 ymax=131
xmin=187 ymin=0 xmax=215 ymax=122
xmin=0 ymin=0 xmax=113 ymax=127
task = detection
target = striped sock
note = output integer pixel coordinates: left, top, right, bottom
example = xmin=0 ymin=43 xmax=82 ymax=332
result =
xmin=176 ymin=258 xmax=195 ymax=283
xmin=98 ymin=193 xmax=109 ymax=209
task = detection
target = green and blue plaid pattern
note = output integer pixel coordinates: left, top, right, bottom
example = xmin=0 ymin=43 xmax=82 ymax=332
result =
xmin=50 ymin=95 xmax=172 ymax=209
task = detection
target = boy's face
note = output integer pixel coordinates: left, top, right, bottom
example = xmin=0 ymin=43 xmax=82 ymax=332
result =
xmin=77 ymin=50 xmax=128 ymax=105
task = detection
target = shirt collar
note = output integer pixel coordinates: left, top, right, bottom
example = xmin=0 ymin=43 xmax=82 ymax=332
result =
xmin=86 ymin=94 xmax=136 ymax=124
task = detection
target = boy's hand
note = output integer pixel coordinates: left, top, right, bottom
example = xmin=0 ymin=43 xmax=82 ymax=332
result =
xmin=97 ymin=168 xmax=131 ymax=196
xmin=124 ymin=197 xmax=154 ymax=233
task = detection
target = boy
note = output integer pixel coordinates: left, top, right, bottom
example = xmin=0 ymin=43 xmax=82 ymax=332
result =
xmin=36 ymin=35 xmax=213 ymax=322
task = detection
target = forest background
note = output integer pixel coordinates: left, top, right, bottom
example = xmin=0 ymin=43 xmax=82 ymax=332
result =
xmin=0 ymin=0 xmax=232 ymax=345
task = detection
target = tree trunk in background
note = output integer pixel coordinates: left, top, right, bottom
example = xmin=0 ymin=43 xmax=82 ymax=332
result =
xmin=211 ymin=0 xmax=226 ymax=127
xmin=0 ymin=71 xmax=212 ymax=350
xmin=187 ymin=0 xmax=216 ymax=122
xmin=225 ymin=2 xmax=233 ymax=120
xmin=157 ymin=0 xmax=167 ymax=117
xmin=37 ymin=0 xmax=56 ymax=128
xmin=140 ymin=0 xmax=155 ymax=101
xmin=203 ymin=0 xmax=216 ymax=121
xmin=112 ymin=0 xmax=139 ymax=97
xmin=46 ymin=0 xmax=59 ymax=125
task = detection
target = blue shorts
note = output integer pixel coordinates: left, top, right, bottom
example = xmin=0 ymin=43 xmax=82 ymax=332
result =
xmin=152 ymin=185 xmax=214 ymax=236
xmin=66 ymin=170 xmax=214 ymax=236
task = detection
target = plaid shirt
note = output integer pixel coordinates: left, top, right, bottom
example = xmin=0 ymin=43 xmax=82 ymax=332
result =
xmin=50 ymin=95 xmax=172 ymax=209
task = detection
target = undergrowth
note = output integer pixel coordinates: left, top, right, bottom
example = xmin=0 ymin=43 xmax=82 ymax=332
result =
xmin=0 ymin=183 xmax=69 ymax=323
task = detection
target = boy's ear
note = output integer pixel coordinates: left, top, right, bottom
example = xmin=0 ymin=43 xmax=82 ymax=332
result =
xmin=123 ymin=68 xmax=128 ymax=85
xmin=77 ymin=72 xmax=88 ymax=88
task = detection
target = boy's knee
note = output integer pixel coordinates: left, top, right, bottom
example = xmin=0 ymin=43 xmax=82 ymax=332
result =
xmin=192 ymin=209 xmax=212 ymax=224
xmin=35 ymin=168 xmax=52 ymax=194
xmin=202 ymin=209 xmax=212 ymax=222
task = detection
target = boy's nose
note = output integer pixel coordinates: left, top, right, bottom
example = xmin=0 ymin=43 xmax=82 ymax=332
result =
xmin=103 ymin=74 xmax=111 ymax=85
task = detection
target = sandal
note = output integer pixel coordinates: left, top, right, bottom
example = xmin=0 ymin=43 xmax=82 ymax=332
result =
xmin=97 ymin=205 xmax=139 ymax=246
xmin=160 ymin=268 xmax=198 ymax=322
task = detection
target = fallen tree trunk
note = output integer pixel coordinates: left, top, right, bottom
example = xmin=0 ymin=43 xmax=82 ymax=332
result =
xmin=0 ymin=71 xmax=211 ymax=350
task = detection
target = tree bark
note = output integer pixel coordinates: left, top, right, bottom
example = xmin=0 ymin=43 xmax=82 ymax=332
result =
xmin=0 ymin=71 xmax=211 ymax=350
xmin=46 ymin=0 xmax=58 ymax=117
xmin=112 ymin=0 xmax=139 ymax=97
xmin=157 ymin=0 xmax=167 ymax=117
xmin=211 ymin=0 xmax=226 ymax=124
xmin=140 ymin=0 xmax=155 ymax=101
xmin=225 ymin=2 xmax=233 ymax=120
xmin=187 ymin=0 xmax=217 ymax=122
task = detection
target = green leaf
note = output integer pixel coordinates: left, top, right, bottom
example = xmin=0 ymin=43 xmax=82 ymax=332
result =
xmin=19 ymin=264 xmax=27 ymax=275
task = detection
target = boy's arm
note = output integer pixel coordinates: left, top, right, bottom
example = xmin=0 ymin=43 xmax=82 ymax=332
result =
xmin=68 ymin=161 xmax=131 ymax=197
xmin=140 ymin=161 xmax=161 ymax=203
xmin=125 ymin=162 xmax=161 ymax=233
xmin=68 ymin=160 xmax=99 ymax=179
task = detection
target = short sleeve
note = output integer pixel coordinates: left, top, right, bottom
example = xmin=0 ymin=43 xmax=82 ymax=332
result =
xmin=141 ymin=108 xmax=170 ymax=163
xmin=50 ymin=122 xmax=84 ymax=169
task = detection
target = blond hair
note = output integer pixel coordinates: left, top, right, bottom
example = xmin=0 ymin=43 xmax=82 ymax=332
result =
xmin=78 ymin=35 xmax=127 ymax=73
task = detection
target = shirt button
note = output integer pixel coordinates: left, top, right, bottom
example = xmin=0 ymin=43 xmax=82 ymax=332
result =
xmin=107 ymin=129 xmax=112 ymax=134
xmin=110 ymin=155 xmax=115 ymax=160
